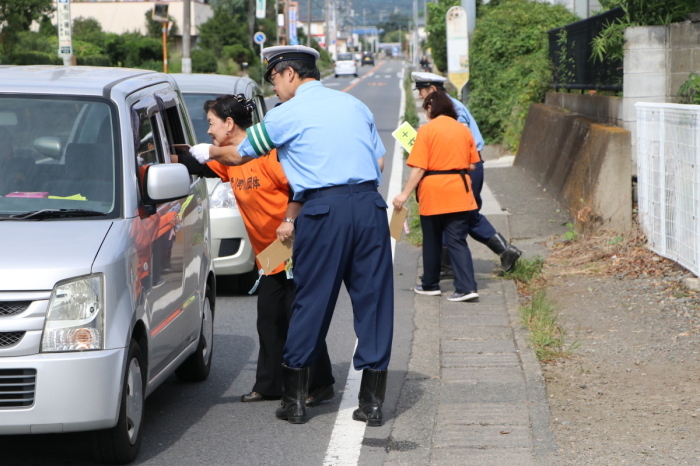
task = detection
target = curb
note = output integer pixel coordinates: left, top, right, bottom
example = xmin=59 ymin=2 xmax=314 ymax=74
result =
xmin=502 ymin=279 xmax=558 ymax=462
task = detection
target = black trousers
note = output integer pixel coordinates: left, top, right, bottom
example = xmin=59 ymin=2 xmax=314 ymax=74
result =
xmin=420 ymin=211 xmax=477 ymax=294
xmin=253 ymin=271 xmax=335 ymax=397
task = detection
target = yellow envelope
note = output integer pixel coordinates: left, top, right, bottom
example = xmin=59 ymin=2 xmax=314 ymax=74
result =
xmin=389 ymin=206 xmax=409 ymax=241
xmin=256 ymin=239 xmax=293 ymax=275
xmin=391 ymin=122 xmax=418 ymax=153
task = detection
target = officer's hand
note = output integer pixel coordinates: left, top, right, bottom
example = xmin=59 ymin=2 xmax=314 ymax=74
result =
xmin=393 ymin=193 xmax=409 ymax=210
xmin=277 ymin=222 xmax=294 ymax=243
xmin=189 ymin=144 xmax=212 ymax=163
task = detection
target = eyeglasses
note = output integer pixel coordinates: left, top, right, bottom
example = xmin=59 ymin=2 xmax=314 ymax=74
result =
xmin=267 ymin=71 xmax=279 ymax=84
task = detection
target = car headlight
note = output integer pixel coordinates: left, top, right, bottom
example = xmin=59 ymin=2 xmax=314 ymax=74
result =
xmin=210 ymin=181 xmax=237 ymax=209
xmin=41 ymin=274 xmax=104 ymax=352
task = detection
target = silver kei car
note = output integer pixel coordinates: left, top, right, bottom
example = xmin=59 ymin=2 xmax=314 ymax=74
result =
xmin=172 ymin=73 xmax=268 ymax=292
xmin=0 ymin=66 xmax=215 ymax=464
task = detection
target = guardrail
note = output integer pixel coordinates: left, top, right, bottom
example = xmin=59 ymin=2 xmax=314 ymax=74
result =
xmin=636 ymin=102 xmax=700 ymax=277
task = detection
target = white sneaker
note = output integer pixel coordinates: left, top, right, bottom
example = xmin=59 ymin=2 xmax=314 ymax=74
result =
xmin=414 ymin=285 xmax=441 ymax=296
xmin=447 ymin=292 xmax=479 ymax=302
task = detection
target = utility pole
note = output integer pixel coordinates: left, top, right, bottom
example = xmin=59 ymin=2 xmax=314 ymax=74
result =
xmin=413 ymin=0 xmax=419 ymax=67
xmin=307 ymin=0 xmax=312 ymax=47
xmin=182 ymin=0 xmax=191 ymax=73
xmin=324 ymin=0 xmax=331 ymax=53
xmin=248 ymin=0 xmax=255 ymax=50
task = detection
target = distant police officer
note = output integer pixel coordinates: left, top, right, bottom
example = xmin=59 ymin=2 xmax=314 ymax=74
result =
xmin=411 ymin=72 xmax=522 ymax=272
xmin=189 ymin=45 xmax=393 ymax=426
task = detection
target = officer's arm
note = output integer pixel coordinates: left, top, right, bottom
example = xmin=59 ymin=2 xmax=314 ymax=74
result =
xmin=209 ymin=144 xmax=254 ymax=166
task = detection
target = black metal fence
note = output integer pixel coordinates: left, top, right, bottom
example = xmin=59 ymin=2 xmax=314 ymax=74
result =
xmin=548 ymin=7 xmax=625 ymax=92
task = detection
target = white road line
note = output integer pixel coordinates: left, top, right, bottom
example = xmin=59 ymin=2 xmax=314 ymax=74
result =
xmin=322 ymin=65 xmax=406 ymax=466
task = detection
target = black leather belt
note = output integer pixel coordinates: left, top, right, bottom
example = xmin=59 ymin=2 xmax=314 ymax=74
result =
xmin=417 ymin=169 xmax=470 ymax=203
xmin=303 ymin=181 xmax=377 ymax=201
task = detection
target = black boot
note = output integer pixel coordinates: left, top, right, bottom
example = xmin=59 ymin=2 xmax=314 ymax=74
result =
xmin=275 ymin=365 xmax=309 ymax=424
xmin=486 ymin=232 xmax=522 ymax=273
xmin=352 ymin=369 xmax=387 ymax=427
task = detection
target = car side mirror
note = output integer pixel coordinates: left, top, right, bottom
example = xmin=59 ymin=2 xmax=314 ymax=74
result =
xmin=143 ymin=163 xmax=191 ymax=205
xmin=33 ymin=137 xmax=62 ymax=159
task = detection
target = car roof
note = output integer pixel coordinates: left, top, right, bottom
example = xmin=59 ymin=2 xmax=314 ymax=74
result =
xmin=0 ymin=66 xmax=174 ymax=100
xmin=171 ymin=73 xmax=260 ymax=96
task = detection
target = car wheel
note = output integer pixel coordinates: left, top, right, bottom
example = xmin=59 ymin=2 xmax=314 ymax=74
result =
xmin=335 ymin=74 xmax=338 ymax=78
xmin=354 ymin=74 xmax=358 ymax=78
xmin=92 ymin=339 xmax=145 ymax=464
xmin=176 ymin=285 xmax=214 ymax=382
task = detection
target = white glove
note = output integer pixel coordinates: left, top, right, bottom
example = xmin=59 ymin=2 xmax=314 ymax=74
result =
xmin=190 ymin=143 xmax=212 ymax=163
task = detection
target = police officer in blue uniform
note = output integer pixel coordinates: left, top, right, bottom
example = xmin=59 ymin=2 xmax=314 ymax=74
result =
xmin=411 ymin=72 xmax=522 ymax=273
xmin=189 ymin=45 xmax=394 ymax=426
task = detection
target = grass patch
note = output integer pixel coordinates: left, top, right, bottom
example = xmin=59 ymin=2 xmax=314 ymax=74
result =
xmin=403 ymin=73 xmax=419 ymax=134
xmin=405 ymin=192 xmax=423 ymax=246
xmin=501 ymin=255 xmax=544 ymax=286
xmin=520 ymin=290 xmax=579 ymax=363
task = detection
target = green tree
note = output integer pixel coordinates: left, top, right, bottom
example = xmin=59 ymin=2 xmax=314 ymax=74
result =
xmin=197 ymin=6 xmax=250 ymax=58
xmin=73 ymin=17 xmax=105 ymax=51
xmin=592 ymin=0 xmax=698 ymax=63
xmin=0 ymin=0 xmax=53 ymax=55
xmin=425 ymin=0 xmax=459 ymax=72
xmin=469 ymin=0 xmax=577 ymax=150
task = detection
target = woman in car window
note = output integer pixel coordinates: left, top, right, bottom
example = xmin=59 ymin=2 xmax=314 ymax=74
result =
xmin=174 ymin=95 xmax=335 ymax=407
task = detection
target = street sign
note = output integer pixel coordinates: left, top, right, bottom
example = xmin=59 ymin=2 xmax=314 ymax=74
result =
xmin=57 ymin=0 xmax=72 ymax=57
xmin=152 ymin=2 xmax=169 ymax=22
xmin=254 ymin=32 xmax=266 ymax=45
xmin=256 ymin=0 xmax=266 ymax=19
xmin=446 ymin=6 xmax=470 ymax=93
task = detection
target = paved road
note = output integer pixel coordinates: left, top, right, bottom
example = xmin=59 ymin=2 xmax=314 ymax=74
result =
xmin=3 ymin=60 xmax=413 ymax=466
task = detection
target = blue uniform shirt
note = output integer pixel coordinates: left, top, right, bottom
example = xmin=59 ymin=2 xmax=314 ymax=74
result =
xmin=449 ymin=96 xmax=484 ymax=152
xmin=239 ymin=81 xmax=385 ymax=200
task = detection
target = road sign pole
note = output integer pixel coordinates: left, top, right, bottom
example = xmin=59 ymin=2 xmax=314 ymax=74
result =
xmin=254 ymin=32 xmax=267 ymax=88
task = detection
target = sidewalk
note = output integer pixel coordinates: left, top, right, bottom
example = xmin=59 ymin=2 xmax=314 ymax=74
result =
xmin=385 ymin=93 xmax=572 ymax=465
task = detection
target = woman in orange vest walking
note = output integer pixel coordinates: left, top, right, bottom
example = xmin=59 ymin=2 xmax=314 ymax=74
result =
xmin=392 ymin=91 xmax=481 ymax=302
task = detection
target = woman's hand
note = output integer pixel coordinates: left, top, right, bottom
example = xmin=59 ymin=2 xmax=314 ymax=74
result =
xmin=276 ymin=222 xmax=294 ymax=243
xmin=393 ymin=192 xmax=409 ymax=210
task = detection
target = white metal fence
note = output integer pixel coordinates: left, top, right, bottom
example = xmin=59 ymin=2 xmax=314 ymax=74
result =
xmin=636 ymin=102 xmax=700 ymax=277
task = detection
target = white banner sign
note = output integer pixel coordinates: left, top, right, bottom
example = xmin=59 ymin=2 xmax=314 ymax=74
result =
xmin=57 ymin=0 xmax=72 ymax=56
xmin=446 ymin=6 xmax=469 ymax=92
xmin=288 ymin=1 xmax=298 ymax=46
xmin=256 ymin=0 xmax=266 ymax=19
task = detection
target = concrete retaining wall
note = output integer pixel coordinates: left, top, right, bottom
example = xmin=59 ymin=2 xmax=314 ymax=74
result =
xmin=516 ymin=103 xmax=631 ymax=232
xmin=545 ymin=92 xmax=624 ymax=127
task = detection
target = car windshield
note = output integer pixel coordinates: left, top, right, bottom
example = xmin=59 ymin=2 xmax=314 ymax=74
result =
xmin=182 ymin=93 xmax=221 ymax=144
xmin=0 ymin=96 xmax=119 ymax=218
xmin=337 ymin=53 xmax=354 ymax=61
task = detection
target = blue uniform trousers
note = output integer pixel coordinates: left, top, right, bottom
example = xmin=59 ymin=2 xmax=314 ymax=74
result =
xmin=421 ymin=211 xmax=477 ymax=294
xmin=284 ymin=182 xmax=394 ymax=371
xmin=466 ymin=161 xmax=497 ymax=243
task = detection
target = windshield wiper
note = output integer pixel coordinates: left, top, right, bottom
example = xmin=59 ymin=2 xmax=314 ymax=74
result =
xmin=4 ymin=209 xmax=107 ymax=220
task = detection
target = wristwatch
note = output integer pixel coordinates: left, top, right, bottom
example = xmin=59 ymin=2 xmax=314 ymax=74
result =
xmin=283 ymin=217 xmax=296 ymax=224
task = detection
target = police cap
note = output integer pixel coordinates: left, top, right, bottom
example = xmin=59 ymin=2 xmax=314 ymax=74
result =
xmin=411 ymin=71 xmax=448 ymax=90
xmin=263 ymin=45 xmax=320 ymax=82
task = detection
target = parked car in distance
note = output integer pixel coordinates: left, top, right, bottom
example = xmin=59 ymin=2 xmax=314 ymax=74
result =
xmin=334 ymin=52 xmax=359 ymax=78
xmin=0 ymin=65 xmax=215 ymax=464
xmin=362 ymin=52 xmax=375 ymax=66
xmin=172 ymin=73 xmax=268 ymax=293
